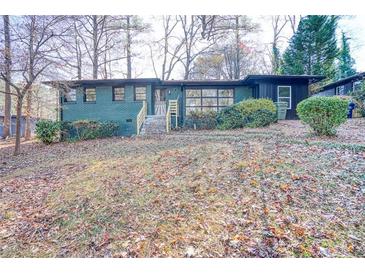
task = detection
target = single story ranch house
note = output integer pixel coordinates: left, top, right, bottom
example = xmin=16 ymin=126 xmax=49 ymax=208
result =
xmin=315 ymin=72 xmax=365 ymax=97
xmin=44 ymin=74 xmax=324 ymax=136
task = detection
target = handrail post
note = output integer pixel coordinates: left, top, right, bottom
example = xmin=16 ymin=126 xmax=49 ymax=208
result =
xmin=136 ymin=101 xmax=147 ymax=135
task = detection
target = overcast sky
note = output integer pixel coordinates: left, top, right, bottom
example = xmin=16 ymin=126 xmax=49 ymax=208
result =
xmin=134 ymin=15 xmax=365 ymax=78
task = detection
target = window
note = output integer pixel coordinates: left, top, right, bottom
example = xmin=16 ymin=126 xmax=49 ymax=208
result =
xmin=113 ymin=87 xmax=125 ymax=101
xmin=185 ymin=88 xmax=234 ymax=114
xmin=64 ymin=88 xmax=77 ymax=103
xmin=336 ymin=85 xmax=345 ymax=95
xmin=277 ymin=86 xmax=292 ymax=110
xmin=84 ymin=88 xmax=96 ymax=102
xmin=353 ymin=81 xmax=363 ymax=92
xmin=135 ymin=86 xmax=147 ymax=101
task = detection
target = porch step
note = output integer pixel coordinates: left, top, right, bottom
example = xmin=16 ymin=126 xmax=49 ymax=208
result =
xmin=140 ymin=115 xmax=167 ymax=135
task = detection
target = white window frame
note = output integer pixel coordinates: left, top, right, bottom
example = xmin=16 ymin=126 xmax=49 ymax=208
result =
xmin=277 ymin=86 xmax=292 ymax=110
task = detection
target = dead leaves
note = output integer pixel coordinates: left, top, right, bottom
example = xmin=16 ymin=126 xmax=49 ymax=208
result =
xmin=279 ymin=183 xmax=290 ymax=192
xmin=1 ymin=121 xmax=364 ymax=257
xmin=291 ymin=224 xmax=306 ymax=238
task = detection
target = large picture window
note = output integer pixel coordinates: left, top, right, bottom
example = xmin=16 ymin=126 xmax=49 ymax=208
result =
xmin=277 ymin=86 xmax=291 ymax=110
xmin=84 ymin=88 xmax=96 ymax=102
xmin=186 ymin=88 xmax=234 ymax=114
xmin=135 ymin=86 xmax=147 ymax=101
xmin=64 ymin=88 xmax=77 ymax=103
xmin=113 ymin=87 xmax=125 ymax=101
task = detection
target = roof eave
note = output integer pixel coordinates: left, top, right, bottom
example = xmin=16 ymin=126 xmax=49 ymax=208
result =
xmin=320 ymin=72 xmax=365 ymax=90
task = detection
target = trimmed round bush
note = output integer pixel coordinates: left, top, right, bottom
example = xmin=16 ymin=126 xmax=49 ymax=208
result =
xmin=35 ymin=120 xmax=60 ymax=144
xmin=185 ymin=110 xmax=217 ymax=130
xmin=235 ymin=98 xmax=277 ymax=116
xmin=297 ymin=96 xmax=349 ymax=136
xmin=217 ymin=98 xmax=277 ymax=130
xmin=216 ymin=105 xmax=244 ymax=130
xmin=244 ymin=109 xmax=277 ymax=128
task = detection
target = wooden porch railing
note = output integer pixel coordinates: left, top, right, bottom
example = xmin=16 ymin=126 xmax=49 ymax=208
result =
xmin=136 ymin=100 xmax=147 ymax=135
xmin=166 ymin=104 xmax=171 ymax=133
xmin=166 ymin=99 xmax=178 ymax=133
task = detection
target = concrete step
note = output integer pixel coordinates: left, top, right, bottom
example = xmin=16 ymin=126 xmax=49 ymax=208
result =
xmin=140 ymin=115 xmax=167 ymax=136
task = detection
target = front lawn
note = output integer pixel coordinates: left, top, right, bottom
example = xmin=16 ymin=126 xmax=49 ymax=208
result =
xmin=0 ymin=119 xmax=364 ymax=257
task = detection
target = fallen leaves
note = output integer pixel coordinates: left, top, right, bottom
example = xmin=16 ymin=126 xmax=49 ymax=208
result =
xmin=291 ymin=224 xmax=306 ymax=238
xmin=279 ymin=183 xmax=290 ymax=192
xmin=0 ymin=120 xmax=364 ymax=257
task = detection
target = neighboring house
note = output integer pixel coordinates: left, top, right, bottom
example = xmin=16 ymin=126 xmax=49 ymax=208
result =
xmin=314 ymin=72 xmax=365 ymax=97
xmin=0 ymin=114 xmax=38 ymax=138
xmin=44 ymin=75 xmax=324 ymax=136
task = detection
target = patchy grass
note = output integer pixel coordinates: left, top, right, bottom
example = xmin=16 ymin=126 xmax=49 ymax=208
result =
xmin=0 ymin=119 xmax=364 ymax=257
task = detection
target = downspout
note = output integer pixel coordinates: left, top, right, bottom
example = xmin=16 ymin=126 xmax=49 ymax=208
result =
xmin=59 ymin=88 xmax=63 ymax=122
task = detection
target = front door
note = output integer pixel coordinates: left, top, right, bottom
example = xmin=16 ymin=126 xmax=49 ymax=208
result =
xmin=154 ymin=89 xmax=167 ymax=115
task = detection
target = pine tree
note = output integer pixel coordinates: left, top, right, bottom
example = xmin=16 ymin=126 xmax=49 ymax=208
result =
xmin=281 ymin=15 xmax=339 ymax=80
xmin=337 ymin=32 xmax=356 ymax=79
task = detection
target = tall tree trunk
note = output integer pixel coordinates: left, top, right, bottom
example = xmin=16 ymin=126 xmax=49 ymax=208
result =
xmin=234 ymin=16 xmax=241 ymax=80
xmin=161 ymin=29 xmax=168 ymax=80
xmin=272 ymin=42 xmax=279 ymax=74
xmin=14 ymin=96 xmax=23 ymax=156
xmin=92 ymin=15 xmax=98 ymax=79
xmin=3 ymin=15 xmax=11 ymax=138
xmin=126 ymin=16 xmax=132 ymax=78
xmin=24 ymin=90 xmax=32 ymax=140
xmin=77 ymin=60 xmax=82 ymax=80
xmin=184 ymin=62 xmax=190 ymax=80
xmin=103 ymin=31 xmax=109 ymax=79
xmin=75 ymin=24 xmax=82 ymax=80
xmin=24 ymin=16 xmax=35 ymax=140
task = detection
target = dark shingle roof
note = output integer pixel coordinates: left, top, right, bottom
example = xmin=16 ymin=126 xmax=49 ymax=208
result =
xmin=43 ymin=74 xmax=325 ymax=88
xmin=320 ymin=72 xmax=365 ymax=91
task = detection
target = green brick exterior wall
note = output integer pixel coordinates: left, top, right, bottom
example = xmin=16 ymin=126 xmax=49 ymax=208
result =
xmin=61 ymin=85 xmax=150 ymax=136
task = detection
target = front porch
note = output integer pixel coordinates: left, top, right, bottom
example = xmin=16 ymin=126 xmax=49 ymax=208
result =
xmin=137 ymin=94 xmax=180 ymax=136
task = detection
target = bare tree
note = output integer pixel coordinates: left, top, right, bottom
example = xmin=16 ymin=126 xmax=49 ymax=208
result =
xmin=75 ymin=16 xmax=115 ymax=79
xmin=118 ymin=16 xmax=149 ymax=78
xmin=286 ymin=15 xmax=298 ymax=34
xmin=55 ymin=17 xmax=84 ymax=80
xmin=0 ymin=15 xmax=66 ymax=155
xmin=125 ymin=16 xmax=132 ymax=78
xmin=202 ymin=16 xmax=259 ymax=79
xmin=149 ymin=16 xmax=185 ymax=80
xmin=190 ymin=52 xmax=224 ymax=79
xmin=177 ymin=15 xmax=219 ymax=80
xmin=2 ymin=15 xmax=11 ymax=138
xmin=190 ymin=38 xmax=267 ymax=80
xmin=271 ymin=15 xmax=288 ymax=74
